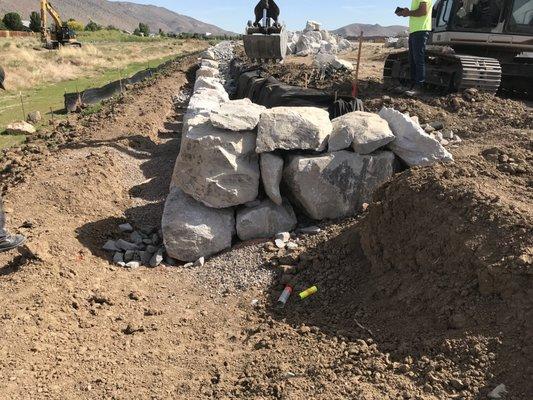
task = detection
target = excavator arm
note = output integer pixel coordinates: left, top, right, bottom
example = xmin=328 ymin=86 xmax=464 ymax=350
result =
xmin=41 ymin=0 xmax=64 ymax=35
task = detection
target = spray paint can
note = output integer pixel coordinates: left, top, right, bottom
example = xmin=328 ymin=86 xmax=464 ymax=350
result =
xmin=277 ymin=285 xmax=293 ymax=307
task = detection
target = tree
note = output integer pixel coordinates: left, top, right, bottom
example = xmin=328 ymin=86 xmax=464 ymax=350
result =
xmin=106 ymin=25 xmax=118 ymax=31
xmin=133 ymin=28 xmax=141 ymax=36
xmin=3 ymin=12 xmax=24 ymax=31
xmin=67 ymin=19 xmax=84 ymax=32
xmin=29 ymin=11 xmax=41 ymax=33
xmin=138 ymin=22 xmax=150 ymax=36
xmin=0 ymin=20 xmax=6 ymax=31
xmin=85 ymin=20 xmax=101 ymax=32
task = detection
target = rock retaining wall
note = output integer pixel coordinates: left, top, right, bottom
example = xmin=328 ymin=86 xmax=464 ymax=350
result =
xmin=162 ymin=43 xmax=454 ymax=262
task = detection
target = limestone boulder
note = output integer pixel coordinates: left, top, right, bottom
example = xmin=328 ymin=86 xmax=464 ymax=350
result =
xmin=172 ymin=120 xmax=260 ymax=208
xmin=210 ymin=99 xmax=266 ymax=131
xmin=283 ymin=150 xmax=396 ymax=220
xmin=187 ymin=88 xmax=229 ymax=117
xmin=201 ymin=59 xmax=219 ymax=69
xmin=6 ymin=121 xmax=36 ymax=135
xmin=256 ymin=107 xmax=332 ymax=153
xmin=194 ymin=76 xmax=225 ymax=93
xmin=358 ymin=151 xmax=397 ymax=205
xmin=329 ymin=111 xmax=395 ymax=154
xmin=200 ymin=48 xmax=216 ymax=60
xmin=196 ymin=66 xmax=219 ymax=79
xmin=260 ymin=152 xmax=284 ymax=205
xmin=236 ymin=199 xmax=297 ymax=241
xmin=379 ymin=107 xmax=453 ymax=166
xmin=162 ymin=187 xmax=235 ymax=262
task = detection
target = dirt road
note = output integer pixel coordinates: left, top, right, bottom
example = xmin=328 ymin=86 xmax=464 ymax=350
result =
xmin=0 ymin=48 xmax=531 ymax=399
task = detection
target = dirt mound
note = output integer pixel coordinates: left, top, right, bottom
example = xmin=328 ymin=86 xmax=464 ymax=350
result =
xmin=267 ymin=162 xmax=531 ymax=398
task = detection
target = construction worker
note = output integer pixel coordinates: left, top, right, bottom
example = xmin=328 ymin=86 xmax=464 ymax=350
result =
xmin=0 ymin=66 xmax=27 ymax=253
xmin=396 ymin=0 xmax=433 ymax=96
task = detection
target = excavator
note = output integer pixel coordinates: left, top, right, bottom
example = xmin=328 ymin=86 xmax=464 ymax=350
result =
xmin=40 ymin=0 xmax=82 ymax=49
xmin=384 ymin=0 xmax=533 ymax=95
xmin=244 ymin=0 xmax=288 ymax=62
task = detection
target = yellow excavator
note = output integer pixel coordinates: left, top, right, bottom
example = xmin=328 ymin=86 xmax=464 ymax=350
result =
xmin=40 ymin=0 xmax=82 ymax=49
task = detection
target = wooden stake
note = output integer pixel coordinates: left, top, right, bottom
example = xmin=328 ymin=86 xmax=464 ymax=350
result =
xmin=50 ymin=107 xmax=55 ymax=125
xmin=19 ymin=92 xmax=26 ymax=120
xmin=353 ymin=31 xmax=364 ymax=98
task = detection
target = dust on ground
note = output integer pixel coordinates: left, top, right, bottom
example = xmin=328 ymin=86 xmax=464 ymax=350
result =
xmin=0 ymin=43 xmax=531 ymax=399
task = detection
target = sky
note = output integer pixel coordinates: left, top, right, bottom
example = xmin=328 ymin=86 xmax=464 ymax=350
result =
xmin=110 ymin=0 xmax=407 ymax=32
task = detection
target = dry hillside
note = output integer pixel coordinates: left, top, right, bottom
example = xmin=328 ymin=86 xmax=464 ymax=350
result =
xmin=333 ymin=23 xmax=407 ymax=37
xmin=0 ymin=0 xmax=234 ymax=35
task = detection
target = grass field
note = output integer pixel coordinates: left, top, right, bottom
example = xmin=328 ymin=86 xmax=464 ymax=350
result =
xmin=0 ymin=33 xmax=207 ymax=149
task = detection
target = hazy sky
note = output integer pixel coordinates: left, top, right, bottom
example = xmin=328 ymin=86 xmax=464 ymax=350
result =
xmin=111 ymin=0 xmax=407 ymax=32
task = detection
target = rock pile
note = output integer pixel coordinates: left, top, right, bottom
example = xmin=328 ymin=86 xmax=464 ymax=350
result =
xmin=286 ymin=21 xmax=353 ymax=57
xmin=162 ymin=44 xmax=454 ymax=263
xmin=102 ymin=223 xmax=170 ymax=268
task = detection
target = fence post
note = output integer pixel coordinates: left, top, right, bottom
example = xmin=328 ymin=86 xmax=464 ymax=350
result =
xmin=19 ymin=92 xmax=26 ymax=121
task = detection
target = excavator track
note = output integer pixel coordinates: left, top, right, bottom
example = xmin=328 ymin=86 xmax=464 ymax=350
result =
xmin=384 ymin=50 xmax=502 ymax=94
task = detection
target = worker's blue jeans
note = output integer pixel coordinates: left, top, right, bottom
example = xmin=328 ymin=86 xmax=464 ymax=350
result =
xmin=0 ymin=195 xmax=6 ymax=241
xmin=409 ymin=30 xmax=430 ymax=86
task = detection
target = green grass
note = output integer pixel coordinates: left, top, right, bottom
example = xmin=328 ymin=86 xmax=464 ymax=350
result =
xmin=0 ymin=53 xmax=177 ymax=149
xmin=0 ymin=134 xmax=26 ymax=150
xmin=78 ymin=30 xmax=167 ymax=43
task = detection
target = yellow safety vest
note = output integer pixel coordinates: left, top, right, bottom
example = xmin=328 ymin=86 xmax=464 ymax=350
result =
xmin=410 ymin=0 xmax=433 ymax=33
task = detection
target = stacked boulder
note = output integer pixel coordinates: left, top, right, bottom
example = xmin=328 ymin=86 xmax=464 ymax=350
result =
xmin=287 ymin=21 xmax=353 ymax=57
xmin=162 ymin=45 xmax=454 ymax=263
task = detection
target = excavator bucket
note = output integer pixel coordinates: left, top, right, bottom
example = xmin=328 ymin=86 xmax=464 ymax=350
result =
xmin=244 ymin=28 xmax=288 ymax=61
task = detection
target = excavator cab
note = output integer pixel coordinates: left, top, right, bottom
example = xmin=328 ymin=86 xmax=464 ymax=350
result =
xmin=244 ymin=0 xmax=288 ymax=62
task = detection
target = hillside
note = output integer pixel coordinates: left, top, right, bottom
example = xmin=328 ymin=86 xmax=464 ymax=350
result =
xmin=0 ymin=0 xmax=235 ymax=35
xmin=333 ymin=23 xmax=407 ymax=37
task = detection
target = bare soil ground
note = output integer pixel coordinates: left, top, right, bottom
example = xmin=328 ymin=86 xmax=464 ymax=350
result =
xmin=0 ymin=45 xmax=531 ymax=399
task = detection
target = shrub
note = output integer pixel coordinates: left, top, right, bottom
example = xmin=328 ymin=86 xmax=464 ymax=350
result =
xmin=85 ymin=20 xmax=101 ymax=32
xmin=67 ymin=19 xmax=84 ymax=32
xmin=3 ymin=12 xmax=24 ymax=31
xmin=0 ymin=20 xmax=6 ymax=31
xmin=29 ymin=11 xmax=41 ymax=33
xmin=138 ymin=22 xmax=150 ymax=36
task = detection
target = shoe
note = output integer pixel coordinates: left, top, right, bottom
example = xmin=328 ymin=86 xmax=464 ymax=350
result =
xmin=404 ymin=87 xmax=424 ymax=97
xmin=0 ymin=234 xmax=27 ymax=253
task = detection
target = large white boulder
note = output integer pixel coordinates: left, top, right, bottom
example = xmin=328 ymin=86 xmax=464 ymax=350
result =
xmin=200 ymin=59 xmax=219 ymax=69
xmin=256 ymin=107 xmax=332 ymax=153
xmin=260 ymin=152 xmax=284 ymax=205
xmin=283 ymin=150 xmax=396 ymax=220
xmin=296 ymin=31 xmax=323 ymax=55
xmin=358 ymin=151 xmax=397 ymax=205
xmin=196 ymin=66 xmax=219 ymax=79
xmin=329 ymin=111 xmax=395 ymax=154
xmin=338 ymin=38 xmax=353 ymax=52
xmin=379 ymin=107 xmax=454 ymax=166
xmin=162 ymin=187 xmax=235 ymax=262
xmin=210 ymin=99 xmax=266 ymax=131
xmin=187 ymin=88 xmax=229 ymax=117
xmin=194 ymin=76 xmax=225 ymax=93
xmin=305 ymin=21 xmax=322 ymax=32
xmin=6 ymin=121 xmax=36 ymax=135
xmin=236 ymin=199 xmax=297 ymax=241
xmin=172 ymin=120 xmax=260 ymax=208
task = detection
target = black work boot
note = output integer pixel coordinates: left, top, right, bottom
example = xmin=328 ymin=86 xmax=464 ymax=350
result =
xmin=0 ymin=234 xmax=26 ymax=253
